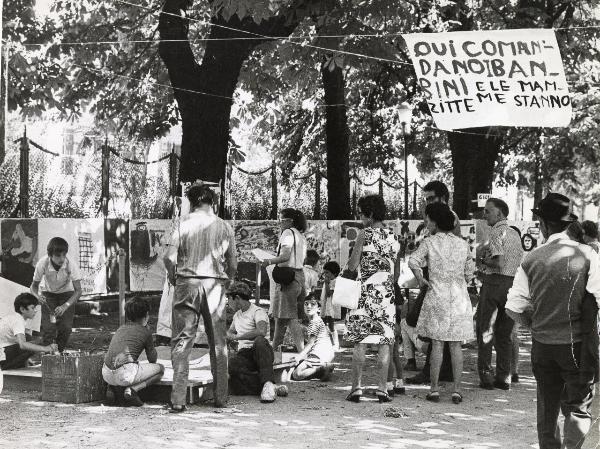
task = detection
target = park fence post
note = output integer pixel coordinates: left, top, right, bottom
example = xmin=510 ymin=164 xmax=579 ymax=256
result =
xmin=19 ymin=127 xmax=30 ymax=218
xmin=314 ymin=169 xmax=321 ymax=219
xmin=118 ymin=248 xmax=126 ymax=325
xmin=351 ymin=173 xmax=357 ymax=218
xmin=270 ymin=161 xmax=278 ymax=219
xmin=378 ymin=176 xmax=384 ymax=198
xmin=413 ymin=181 xmax=418 ymax=218
xmin=101 ymin=139 xmax=110 ymax=218
xmin=168 ymin=144 xmax=179 ymax=218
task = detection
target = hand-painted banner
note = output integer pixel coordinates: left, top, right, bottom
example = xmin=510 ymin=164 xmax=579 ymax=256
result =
xmin=403 ymin=29 xmax=571 ymax=129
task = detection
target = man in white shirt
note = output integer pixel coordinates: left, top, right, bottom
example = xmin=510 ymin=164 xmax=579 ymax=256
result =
xmin=506 ymin=193 xmax=600 ymax=449
xmin=226 ymin=282 xmax=288 ymax=403
xmin=0 ymin=293 xmax=57 ymax=369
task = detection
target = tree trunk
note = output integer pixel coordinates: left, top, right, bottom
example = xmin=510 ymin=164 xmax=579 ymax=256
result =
xmin=321 ymin=62 xmax=351 ymax=219
xmin=448 ymin=128 xmax=501 ymax=219
xmin=158 ymin=1 xmax=299 ymax=186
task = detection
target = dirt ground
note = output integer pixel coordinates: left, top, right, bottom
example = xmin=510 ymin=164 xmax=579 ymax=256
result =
xmin=1 ymin=305 xmax=598 ymax=449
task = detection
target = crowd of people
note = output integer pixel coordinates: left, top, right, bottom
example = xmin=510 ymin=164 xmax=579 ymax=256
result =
xmin=0 ymin=180 xmax=598 ymax=449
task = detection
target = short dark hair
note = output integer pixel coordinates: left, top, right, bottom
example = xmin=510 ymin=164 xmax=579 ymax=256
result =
xmin=47 ymin=237 xmax=69 ymax=256
xmin=487 ymin=198 xmax=509 ymax=218
xmin=582 ymin=220 xmax=599 ymax=239
xmin=305 ymin=249 xmax=320 ymax=266
xmin=187 ymin=184 xmax=217 ymax=208
xmin=358 ymin=195 xmax=387 ymax=221
xmin=14 ymin=292 xmax=38 ymax=313
xmin=125 ymin=297 xmax=150 ymax=322
xmin=281 ymin=208 xmax=307 ymax=232
xmin=425 ymin=202 xmax=455 ymax=232
xmin=423 ymin=181 xmax=450 ymax=203
xmin=304 ymin=292 xmax=320 ymax=306
xmin=322 ymin=261 xmax=341 ymax=276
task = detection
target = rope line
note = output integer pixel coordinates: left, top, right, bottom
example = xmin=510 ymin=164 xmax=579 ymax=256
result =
xmin=14 ymin=137 xmax=60 ymax=156
xmin=234 ymin=164 xmax=272 ymax=175
xmin=107 ymin=145 xmax=172 ymax=164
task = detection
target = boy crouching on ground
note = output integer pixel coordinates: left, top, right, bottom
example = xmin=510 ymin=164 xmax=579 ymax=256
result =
xmin=226 ymin=281 xmax=288 ymax=403
xmin=0 ymin=293 xmax=58 ymax=369
xmin=103 ymin=297 xmax=164 ymax=406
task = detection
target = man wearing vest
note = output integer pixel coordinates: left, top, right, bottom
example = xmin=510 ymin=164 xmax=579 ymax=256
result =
xmin=506 ymin=193 xmax=600 ymax=449
xmin=477 ymin=198 xmax=524 ymax=390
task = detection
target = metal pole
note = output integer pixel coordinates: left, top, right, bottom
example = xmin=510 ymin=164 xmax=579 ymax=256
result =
xmin=255 ymin=262 xmax=261 ymax=306
xmin=118 ymin=248 xmax=126 ymax=325
xmin=270 ymin=161 xmax=278 ymax=219
xmin=403 ymin=130 xmax=409 ymax=219
xmin=19 ymin=127 xmax=29 ymax=218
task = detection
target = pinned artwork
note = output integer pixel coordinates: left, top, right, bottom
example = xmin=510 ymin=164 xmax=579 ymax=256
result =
xmin=0 ymin=219 xmax=38 ymax=287
xmin=129 ymin=219 xmax=172 ymax=291
xmin=37 ymin=219 xmax=106 ymax=295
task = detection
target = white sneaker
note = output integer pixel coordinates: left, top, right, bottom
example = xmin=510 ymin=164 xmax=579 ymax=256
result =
xmin=275 ymin=384 xmax=288 ymax=397
xmin=260 ymin=381 xmax=277 ymax=403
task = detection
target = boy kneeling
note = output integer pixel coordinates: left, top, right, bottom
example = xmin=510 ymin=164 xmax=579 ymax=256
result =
xmin=103 ymin=297 xmax=164 ymax=406
xmin=227 ymin=281 xmax=288 ymax=403
xmin=0 ymin=293 xmax=57 ymax=369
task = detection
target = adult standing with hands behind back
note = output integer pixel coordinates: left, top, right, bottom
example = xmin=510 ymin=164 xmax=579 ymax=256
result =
xmin=261 ymin=208 xmax=307 ymax=353
xmin=408 ymin=202 xmax=475 ymax=404
xmin=344 ymin=195 xmax=401 ymax=403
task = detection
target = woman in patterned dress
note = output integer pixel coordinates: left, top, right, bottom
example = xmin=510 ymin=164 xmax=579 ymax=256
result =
xmin=345 ymin=195 xmax=400 ymax=403
xmin=408 ymin=202 xmax=475 ymax=404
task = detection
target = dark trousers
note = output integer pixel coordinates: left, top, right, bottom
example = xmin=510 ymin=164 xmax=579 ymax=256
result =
xmin=0 ymin=344 xmax=35 ymax=369
xmin=229 ymin=336 xmax=275 ymax=395
xmin=41 ymin=291 xmax=75 ymax=352
xmin=532 ymin=339 xmax=595 ymax=449
xmin=171 ymin=278 xmax=228 ymax=407
xmin=477 ymin=274 xmax=515 ymax=384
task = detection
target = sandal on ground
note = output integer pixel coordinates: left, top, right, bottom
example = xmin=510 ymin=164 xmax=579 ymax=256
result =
xmin=451 ymin=392 xmax=463 ymax=404
xmin=375 ymin=389 xmax=393 ymax=403
xmin=426 ymin=391 xmax=440 ymax=403
xmin=345 ymin=388 xmax=362 ymax=403
xmin=168 ymin=405 xmax=187 ymax=413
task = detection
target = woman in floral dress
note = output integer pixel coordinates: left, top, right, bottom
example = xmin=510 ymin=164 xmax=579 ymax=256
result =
xmin=408 ymin=202 xmax=475 ymax=404
xmin=345 ymin=195 xmax=400 ymax=403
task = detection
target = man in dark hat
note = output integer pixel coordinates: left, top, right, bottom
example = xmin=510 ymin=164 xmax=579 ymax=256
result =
xmin=226 ymin=281 xmax=288 ymax=403
xmin=506 ymin=192 xmax=600 ymax=449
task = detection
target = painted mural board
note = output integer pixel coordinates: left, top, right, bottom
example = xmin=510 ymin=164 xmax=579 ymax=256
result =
xmin=129 ymin=219 xmax=172 ymax=291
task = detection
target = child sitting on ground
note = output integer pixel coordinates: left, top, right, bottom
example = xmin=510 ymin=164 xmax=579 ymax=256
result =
xmin=0 ymin=293 xmax=58 ymax=370
xmin=291 ymin=294 xmax=335 ymax=381
xmin=320 ymin=261 xmax=341 ymax=349
xmin=30 ymin=237 xmax=82 ymax=353
xmin=102 ymin=297 xmax=164 ymax=406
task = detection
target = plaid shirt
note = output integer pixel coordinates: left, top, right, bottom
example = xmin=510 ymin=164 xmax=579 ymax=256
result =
xmin=485 ymin=220 xmax=523 ymax=277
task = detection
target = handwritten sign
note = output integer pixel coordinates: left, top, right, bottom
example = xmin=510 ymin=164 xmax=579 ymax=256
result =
xmin=403 ymin=29 xmax=571 ymax=130
xmin=478 ymin=193 xmax=491 ymax=207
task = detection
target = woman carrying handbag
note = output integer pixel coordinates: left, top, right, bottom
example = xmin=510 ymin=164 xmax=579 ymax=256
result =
xmin=344 ymin=195 xmax=401 ymax=403
xmin=261 ymin=208 xmax=307 ymax=352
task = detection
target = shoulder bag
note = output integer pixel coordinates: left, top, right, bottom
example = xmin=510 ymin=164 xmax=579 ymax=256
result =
xmin=272 ymin=230 xmax=297 ymax=286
